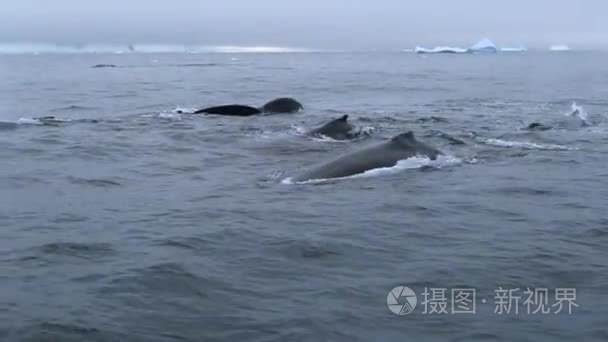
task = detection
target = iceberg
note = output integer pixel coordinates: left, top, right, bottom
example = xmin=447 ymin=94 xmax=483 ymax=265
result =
xmin=468 ymin=38 xmax=497 ymax=53
xmin=549 ymin=44 xmax=570 ymax=52
xmin=414 ymin=38 xmax=498 ymax=54
xmin=415 ymin=46 xmax=468 ymax=54
xmin=501 ymin=47 xmax=527 ymax=52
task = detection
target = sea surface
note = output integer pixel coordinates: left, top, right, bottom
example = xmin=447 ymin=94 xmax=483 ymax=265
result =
xmin=1 ymin=51 xmax=607 ymax=341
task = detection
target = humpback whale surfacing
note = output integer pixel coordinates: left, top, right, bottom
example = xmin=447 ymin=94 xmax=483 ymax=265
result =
xmin=306 ymin=115 xmax=364 ymax=140
xmin=194 ymin=105 xmax=261 ymax=116
xmin=188 ymin=97 xmax=303 ymax=116
xmin=292 ymin=131 xmax=441 ymax=182
xmin=261 ymin=97 xmax=303 ymax=113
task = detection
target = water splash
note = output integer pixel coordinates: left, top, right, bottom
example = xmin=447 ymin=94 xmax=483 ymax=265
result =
xmin=172 ymin=107 xmax=198 ymax=114
xmin=565 ymin=101 xmax=590 ymax=125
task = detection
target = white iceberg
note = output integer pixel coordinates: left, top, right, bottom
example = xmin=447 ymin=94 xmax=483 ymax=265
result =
xmin=468 ymin=38 xmax=497 ymax=53
xmin=550 ymin=44 xmax=570 ymax=52
xmin=501 ymin=47 xmax=527 ymax=52
xmin=415 ymin=46 xmax=468 ymax=54
xmin=414 ymin=38 xmax=497 ymax=54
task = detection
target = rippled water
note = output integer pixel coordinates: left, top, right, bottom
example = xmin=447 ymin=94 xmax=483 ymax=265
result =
xmin=1 ymin=52 xmax=607 ymax=341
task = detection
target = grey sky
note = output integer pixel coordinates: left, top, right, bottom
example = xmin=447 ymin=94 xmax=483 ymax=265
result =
xmin=1 ymin=0 xmax=606 ymax=49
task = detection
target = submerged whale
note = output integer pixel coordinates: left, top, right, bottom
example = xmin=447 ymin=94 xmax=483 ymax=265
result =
xmin=306 ymin=115 xmax=363 ymax=140
xmin=525 ymin=122 xmax=553 ymax=131
xmin=292 ymin=131 xmax=441 ymax=182
xmin=92 ymin=64 xmax=117 ymax=68
xmin=190 ymin=97 xmax=303 ymax=116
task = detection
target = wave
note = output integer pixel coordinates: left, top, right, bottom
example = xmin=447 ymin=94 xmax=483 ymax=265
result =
xmin=0 ymin=121 xmax=19 ymax=130
xmin=158 ymin=112 xmax=183 ymax=120
xmin=282 ymin=155 xmax=461 ymax=184
xmin=481 ymin=138 xmax=576 ymax=151
xmin=0 ymin=117 xmax=55 ymax=129
xmin=67 ymin=176 xmax=123 ymax=188
xmin=0 ymin=43 xmax=320 ymax=54
xmin=2 ymin=116 xmax=100 ymax=128
xmin=16 ymin=117 xmax=45 ymax=125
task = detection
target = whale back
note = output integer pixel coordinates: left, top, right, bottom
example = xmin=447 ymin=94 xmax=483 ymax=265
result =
xmin=292 ymin=131 xmax=442 ymax=181
xmin=389 ymin=131 xmax=441 ymax=159
xmin=309 ymin=115 xmax=354 ymax=139
xmin=293 ymin=131 xmax=441 ymax=181
xmin=196 ymin=105 xmax=261 ymax=116
xmin=261 ymin=98 xmax=303 ymax=113
xmin=526 ymin=122 xmax=552 ymax=131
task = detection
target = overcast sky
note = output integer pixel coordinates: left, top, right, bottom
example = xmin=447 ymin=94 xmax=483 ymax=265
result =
xmin=1 ymin=0 xmax=606 ymax=49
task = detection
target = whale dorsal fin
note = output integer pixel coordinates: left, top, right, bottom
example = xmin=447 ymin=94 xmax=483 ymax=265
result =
xmin=337 ymin=114 xmax=348 ymax=122
xmin=391 ymin=131 xmax=416 ymax=145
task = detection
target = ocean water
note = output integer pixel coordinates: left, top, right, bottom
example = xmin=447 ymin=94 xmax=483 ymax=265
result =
xmin=1 ymin=51 xmax=607 ymax=341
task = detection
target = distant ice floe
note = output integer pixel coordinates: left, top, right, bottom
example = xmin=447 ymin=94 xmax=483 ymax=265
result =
xmin=468 ymin=38 xmax=497 ymax=53
xmin=549 ymin=44 xmax=570 ymax=52
xmin=0 ymin=43 xmax=319 ymax=54
xmin=415 ymin=46 xmax=468 ymax=54
xmin=414 ymin=38 xmax=497 ymax=54
xmin=501 ymin=47 xmax=528 ymax=52
xmin=196 ymin=46 xmax=318 ymax=53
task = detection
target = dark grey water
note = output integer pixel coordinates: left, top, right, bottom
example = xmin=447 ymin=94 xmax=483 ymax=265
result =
xmin=1 ymin=52 xmax=607 ymax=341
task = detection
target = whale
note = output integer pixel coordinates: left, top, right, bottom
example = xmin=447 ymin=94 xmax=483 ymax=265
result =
xmin=187 ymin=97 xmax=303 ymax=116
xmin=92 ymin=64 xmax=117 ymax=68
xmin=306 ymin=115 xmax=363 ymax=140
xmin=194 ymin=105 xmax=261 ymax=116
xmin=261 ymin=97 xmax=303 ymax=113
xmin=291 ymin=131 xmax=441 ymax=182
xmin=525 ymin=122 xmax=553 ymax=131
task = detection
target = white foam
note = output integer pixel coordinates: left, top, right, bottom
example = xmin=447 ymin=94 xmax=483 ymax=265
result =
xmin=159 ymin=113 xmax=182 ymax=120
xmin=482 ymin=138 xmax=576 ymax=151
xmin=172 ymin=107 xmax=197 ymax=114
xmin=295 ymin=126 xmax=375 ymax=143
xmin=16 ymin=118 xmax=43 ymax=125
xmin=282 ymin=155 xmax=461 ymax=184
